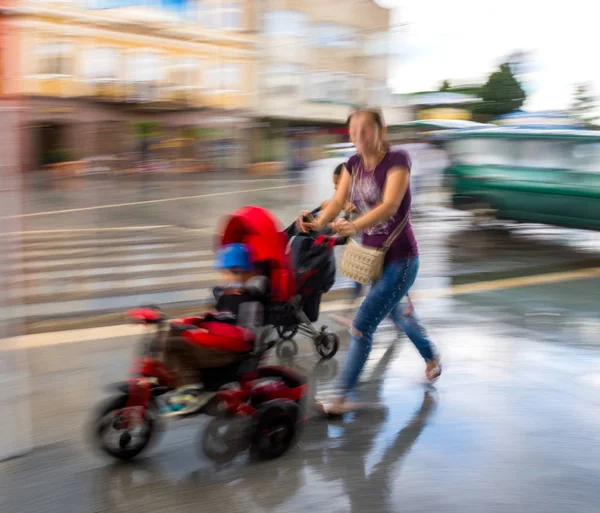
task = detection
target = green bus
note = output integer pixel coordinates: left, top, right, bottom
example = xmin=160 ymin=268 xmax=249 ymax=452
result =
xmin=433 ymin=127 xmax=600 ymax=230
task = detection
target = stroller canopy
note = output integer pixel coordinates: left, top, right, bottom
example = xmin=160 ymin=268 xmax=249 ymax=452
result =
xmin=218 ymin=206 xmax=295 ymax=301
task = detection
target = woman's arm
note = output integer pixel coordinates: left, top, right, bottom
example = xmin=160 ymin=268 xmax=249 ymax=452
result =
xmin=298 ymin=166 xmax=351 ymax=232
xmin=334 ymin=167 xmax=409 ymax=236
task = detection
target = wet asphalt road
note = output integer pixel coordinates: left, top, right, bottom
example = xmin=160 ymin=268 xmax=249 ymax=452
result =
xmin=2 ymin=305 xmax=600 ymax=513
xmin=2 ymin=164 xmax=600 ymax=512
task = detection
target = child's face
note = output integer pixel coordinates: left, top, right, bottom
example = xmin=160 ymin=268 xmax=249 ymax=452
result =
xmin=333 ymin=173 xmax=341 ymax=191
xmin=220 ymin=268 xmax=257 ymax=285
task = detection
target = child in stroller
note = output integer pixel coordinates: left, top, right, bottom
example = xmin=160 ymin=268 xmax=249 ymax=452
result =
xmin=157 ymin=205 xmax=343 ymax=416
xmin=161 ymin=242 xmax=269 ymax=417
xmin=92 ymin=207 xmax=313 ymax=462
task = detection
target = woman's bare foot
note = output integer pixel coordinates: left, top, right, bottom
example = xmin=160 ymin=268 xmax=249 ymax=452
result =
xmin=425 ymin=358 xmax=442 ymax=382
xmin=315 ymin=398 xmax=363 ymax=417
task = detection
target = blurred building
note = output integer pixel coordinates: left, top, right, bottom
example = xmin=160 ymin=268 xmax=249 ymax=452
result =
xmin=403 ymin=92 xmax=481 ymax=122
xmin=0 ymin=0 xmax=258 ymax=173
xmin=253 ymin=1 xmax=400 ymax=164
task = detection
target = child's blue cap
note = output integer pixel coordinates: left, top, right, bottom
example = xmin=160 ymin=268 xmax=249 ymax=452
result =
xmin=215 ymin=243 xmax=254 ymax=271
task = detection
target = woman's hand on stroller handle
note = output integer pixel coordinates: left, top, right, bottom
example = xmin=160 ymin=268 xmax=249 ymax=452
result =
xmin=297 ymin=210 xmax=325 ymax=233
xmin=332 ymin=218 xmax=358 ymax=237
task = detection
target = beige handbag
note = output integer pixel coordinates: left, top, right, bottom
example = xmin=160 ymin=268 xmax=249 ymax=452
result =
xmin=340 ymin=164 xmax=409 ymax=284
xmin=340 ymin=215 xmax=409 ymax=284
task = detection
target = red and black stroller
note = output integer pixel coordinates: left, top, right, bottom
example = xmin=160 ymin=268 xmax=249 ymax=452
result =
xmin=89 ymin=206 xmax=341 ymax=463
xmin=218 ymin=206 xmax=344 ymax=360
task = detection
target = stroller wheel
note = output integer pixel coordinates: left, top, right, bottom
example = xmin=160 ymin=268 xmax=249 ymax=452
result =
xmin=276 ymin=339 xmax=299 ymax=360
xmin=315 ymin=332 xmax=339 ymax=360
xmin=251 ymin=400 xmax=300 ymax=461
xmin=91 ymin=395 xmax=160 ymax=461
xmin=276 ymin=325 xmax=298 ymax=341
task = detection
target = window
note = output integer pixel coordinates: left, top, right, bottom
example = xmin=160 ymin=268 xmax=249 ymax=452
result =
xmin=205 ymin=63 xmax=241 ymax=93
xmin=367 ymin=80 xmax=390 ymax=106
xmin=573 ymin=143 xmax=600 ymax=172
xmin=515 ymin=140 xmax=572 ymax=170
xmin=309 ymin=70 xmax=348 ymax=102
xmin=38 ymin=42 xmax=72 ymax=76
xmin=263 ymin=64 xmax=303 ymax=97
xmin=346 ymin=75 xmax=364 ymax=104
xmin=128 ymin=52 xmax=165 ymax=82
xmin=312 ymin=23 xmax=356 ymax=49
xmin=449 ymin=139 xmax=517 ymax=166
xmin=219 ymin=2 xmax=242 ymax=30
xmin=82 ymin=48 xmax=119 ymax=80
xmin=262 ymin=10 xmax=307 ymax=37
xmin=197 ymin=1 xmax=242 ymax=30
xmin=167 ymin=58 xmax=199 ymax=88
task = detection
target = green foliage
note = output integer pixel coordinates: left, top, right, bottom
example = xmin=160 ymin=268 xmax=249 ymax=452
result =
xmin=439 ymin=80 xmax=451 ymax=92
xmin=134 ymin=121 xmax=161 ymax=139
xmin=475 ymin=63 xmax=526 ymax=117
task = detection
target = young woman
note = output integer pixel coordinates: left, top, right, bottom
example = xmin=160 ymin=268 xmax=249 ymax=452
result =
xmin=298 ymin=108 xmax=441 ymax=415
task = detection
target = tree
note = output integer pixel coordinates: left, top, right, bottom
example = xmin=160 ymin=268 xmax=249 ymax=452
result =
xmin=439 ymin=79 xmax=451 ymax=92
xmin=476 ymin=63 xmax=526 ymax=118
xmin=571 ymin=83 xmax=597 ymax=124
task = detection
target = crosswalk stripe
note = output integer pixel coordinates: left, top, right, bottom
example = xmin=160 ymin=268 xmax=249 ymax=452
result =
xmin=8 ymin=250 xmax=214 ymax=270
xmin=16 ymin=237 xmax=180 ymax=248
xmin=13 ymin=243 xmax=181 ymax=259
xmin=11 ymin=260 xmax=215 ymax=282
xmin=4 ymin=225 xmax=173 ymax=236
xmin=10 ymin=272 xmax=219 ymax=298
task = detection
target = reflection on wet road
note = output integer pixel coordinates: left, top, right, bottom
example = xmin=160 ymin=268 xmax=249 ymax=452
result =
xmin=3 ymin=314 xmax=600 ymax=513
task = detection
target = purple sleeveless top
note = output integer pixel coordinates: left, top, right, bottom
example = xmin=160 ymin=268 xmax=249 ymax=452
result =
xmin=345 ymin=150 xmax=418 ymax=262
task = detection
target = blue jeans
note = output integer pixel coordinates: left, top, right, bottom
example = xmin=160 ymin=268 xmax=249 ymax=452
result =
xmin=338 ymin=257 xmax=437 ymax=396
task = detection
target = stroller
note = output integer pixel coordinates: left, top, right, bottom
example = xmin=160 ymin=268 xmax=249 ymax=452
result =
xmin=90 ymin=207 xmax=321 ymax=463
xmin=89 ymin=206 xmax=345 ymax=463
xmin=219 ymin=206 xmax=344 ymax=360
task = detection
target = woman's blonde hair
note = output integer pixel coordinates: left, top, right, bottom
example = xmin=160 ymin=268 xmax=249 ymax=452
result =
xmin=346 ymin=107 xmax=390 ymax=151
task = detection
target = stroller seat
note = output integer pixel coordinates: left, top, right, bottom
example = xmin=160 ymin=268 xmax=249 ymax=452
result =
xmin=171 ymin=275 xmax=271 ymax=355
xmin=172 ymin=318 xmax=255 ymax=353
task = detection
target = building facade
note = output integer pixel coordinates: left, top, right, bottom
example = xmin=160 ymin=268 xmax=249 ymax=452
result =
xmin=253 ymin=0 xmax=402 ymax=162
xmin=0 ymin=0 xmax=258 ymax=173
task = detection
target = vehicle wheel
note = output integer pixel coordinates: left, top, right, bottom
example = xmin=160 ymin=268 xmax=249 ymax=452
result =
xmin=92 ymin=395 xmax=159 ymax=461
xmin=315 ymin=332 xmax=339 ymax=359
xmin=201 ymin=414 xmax=252 ymax=463
xmin=276 ymin=325 xmax=298 ymax=340
xmin=251 ymin=401 xmax=299 ymax=461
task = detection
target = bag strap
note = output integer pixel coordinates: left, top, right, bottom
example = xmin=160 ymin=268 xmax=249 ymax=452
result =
xmin=381 ymin=212 xmax=410 ymax=251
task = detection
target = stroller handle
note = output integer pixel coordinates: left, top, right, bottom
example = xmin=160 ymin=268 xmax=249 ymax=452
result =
xmin=313 ymin=234 xmax=348 ymax=247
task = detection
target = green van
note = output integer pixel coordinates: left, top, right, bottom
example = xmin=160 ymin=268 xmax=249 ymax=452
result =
xmin=433 ymin=128 xmax=600 ymax=230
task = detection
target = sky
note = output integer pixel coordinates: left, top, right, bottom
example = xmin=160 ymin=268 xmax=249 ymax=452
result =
xmin=376 ymin=0 xmax=600 ymax=112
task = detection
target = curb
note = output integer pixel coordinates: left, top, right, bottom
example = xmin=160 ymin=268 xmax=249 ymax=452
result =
xmin=22 ymin=286 xmax=352 ymax=334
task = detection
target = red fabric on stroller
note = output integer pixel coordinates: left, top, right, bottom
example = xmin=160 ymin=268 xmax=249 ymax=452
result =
xmin=218 ymin=206 xmax=296 ymax=302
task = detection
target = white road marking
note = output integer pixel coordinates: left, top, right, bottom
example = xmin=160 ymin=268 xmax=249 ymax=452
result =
xmin=12 ymin=243 xmax=180 ymax=259
xmin=12 ymin=260 xmax=215 ymax=282
xmin=7 ymin=250 xmax=213 ymax=270
xmin=2 ymin=183 xmax=308 ymax=220
xmin=3 ymin=225 xmax=173 ymax=236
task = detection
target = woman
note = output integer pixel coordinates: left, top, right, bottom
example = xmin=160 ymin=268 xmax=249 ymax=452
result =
xmin=298 ymin=108 xmax=441 ymax=415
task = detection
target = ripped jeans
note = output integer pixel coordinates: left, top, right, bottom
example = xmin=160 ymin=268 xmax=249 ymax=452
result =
xmin=337 ymin=256 xmax=437 ymax=397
